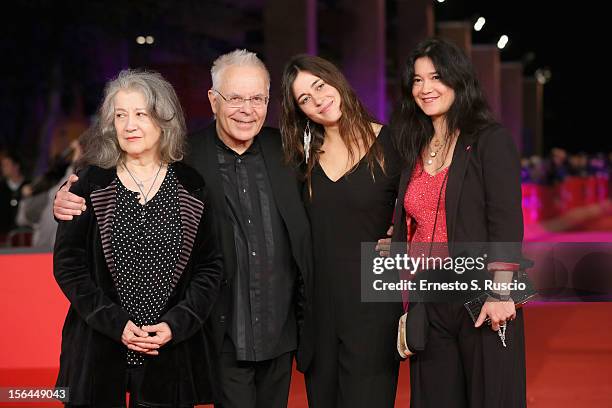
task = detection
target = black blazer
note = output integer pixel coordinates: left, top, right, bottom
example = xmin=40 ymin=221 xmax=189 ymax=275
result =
xmin=391 ymin=124 xmax=524 ymax=352
xmin=392 ymin=123 xmax=523 ymax=258
xmin=185 ymin=122 xmax=315 ymax=372
xmin=53 ymin=162 xmax=223 ymax=406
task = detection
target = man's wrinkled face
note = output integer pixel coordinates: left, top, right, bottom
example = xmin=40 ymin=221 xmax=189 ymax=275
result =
xmin=208 ymin=65 xmax=269 ymax=150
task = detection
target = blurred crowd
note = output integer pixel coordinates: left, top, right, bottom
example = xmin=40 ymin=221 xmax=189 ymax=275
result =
xmin=521 ymin=148 xmax=611 ymax=185
xmin=1 ymin=137 xmax=83 ymax=249
xmin=1 ymin=143 xmax=610 ymax=249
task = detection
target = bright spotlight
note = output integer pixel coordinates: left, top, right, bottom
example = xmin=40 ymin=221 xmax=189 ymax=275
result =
xmin=474 ymin=17 xmax=486 ymax=32
xmin=497 ymin=35 xmax=509 ymax=49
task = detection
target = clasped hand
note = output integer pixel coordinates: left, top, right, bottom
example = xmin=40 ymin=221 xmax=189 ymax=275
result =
xmin=121 ymin=320 xmax=173 ymax=355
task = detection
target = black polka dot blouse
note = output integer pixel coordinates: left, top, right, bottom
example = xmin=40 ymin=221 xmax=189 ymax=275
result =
xmin=111 ymin=164 xmax=183 ymax=366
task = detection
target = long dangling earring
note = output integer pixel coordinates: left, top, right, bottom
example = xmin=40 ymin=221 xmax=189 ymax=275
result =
xmin=303 ymin=120 xmax=312 ymax=163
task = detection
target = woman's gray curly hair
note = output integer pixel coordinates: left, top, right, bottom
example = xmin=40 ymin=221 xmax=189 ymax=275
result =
xmin=82 ymin=69 xmax=186 ymax=168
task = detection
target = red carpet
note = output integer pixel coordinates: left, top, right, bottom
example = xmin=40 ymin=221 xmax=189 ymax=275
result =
xmin=1 ymin=302 xmax=610 ymax=407
xmin=2 ymin=202 xmax=611 ymax=407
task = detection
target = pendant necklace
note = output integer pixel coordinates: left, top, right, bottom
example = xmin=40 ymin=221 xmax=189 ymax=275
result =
xmin=123 ymin=162 xmax=163 ymax=205
xmin=426 ymin=137 xmax=447 ymax=165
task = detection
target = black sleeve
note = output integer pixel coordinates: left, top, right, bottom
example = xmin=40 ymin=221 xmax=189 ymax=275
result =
xmin=53 ymin=168 xmax=131 ymax=342
xmin=160 ymin=187 xmax=224 ymax=344
xmin=480 ymin=127 xmax=524 ymax=263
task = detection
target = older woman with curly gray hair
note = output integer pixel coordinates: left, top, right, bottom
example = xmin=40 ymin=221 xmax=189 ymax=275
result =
xmin=53 ymin=69 xmax=223 ymax=408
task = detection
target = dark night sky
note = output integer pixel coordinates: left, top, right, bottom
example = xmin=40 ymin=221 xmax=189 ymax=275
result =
xmin=435 ymin=0 xmax=607 ymax=153
xmin=1 ymin=1 xmax=608 ymax=158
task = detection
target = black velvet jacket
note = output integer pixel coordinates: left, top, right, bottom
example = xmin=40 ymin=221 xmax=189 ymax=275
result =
xmin=53 ymin=162 xmax=223 ymax=406
xmin=185 ymin=122 xmax=315 ymax=373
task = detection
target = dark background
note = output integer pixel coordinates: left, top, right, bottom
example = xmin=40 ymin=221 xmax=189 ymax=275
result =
xmin=1 ymin=0 xmax=607 ymax=176
xmin=433 ymin=0 xmax=606 ymax=154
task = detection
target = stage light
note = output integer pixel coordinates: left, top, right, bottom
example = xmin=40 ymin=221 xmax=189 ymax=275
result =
xmin=146 ymin=36 xmax=154 ymax=44
xmin=136 ymin=36 xmax=146 ymax=45
xmin=535 ymin=68 xmax=552 ymax=84
xmin=474 ymin=17 xmax=486 ymax=32
xmin=437 ymin=0 xmax=445 ymax=3
xmin=497 ymin=35 xmax=509 ymax=49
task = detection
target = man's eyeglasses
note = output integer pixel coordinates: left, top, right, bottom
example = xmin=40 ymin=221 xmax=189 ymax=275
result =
xmin=213 ymin=90 xmax=269 ymax=108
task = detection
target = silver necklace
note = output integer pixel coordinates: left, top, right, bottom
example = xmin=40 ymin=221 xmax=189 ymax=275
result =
xmin=130 ymin=172 xmax=157 ymax=188
xmin=123 ymin=162 xmax=163 ymax=205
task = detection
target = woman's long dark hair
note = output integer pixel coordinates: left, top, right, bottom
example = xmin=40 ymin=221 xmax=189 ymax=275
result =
xmin=280 ymin=54 xmax=384 ymax=193
xmin=390 ymin=37 xmax=495 ymax=173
